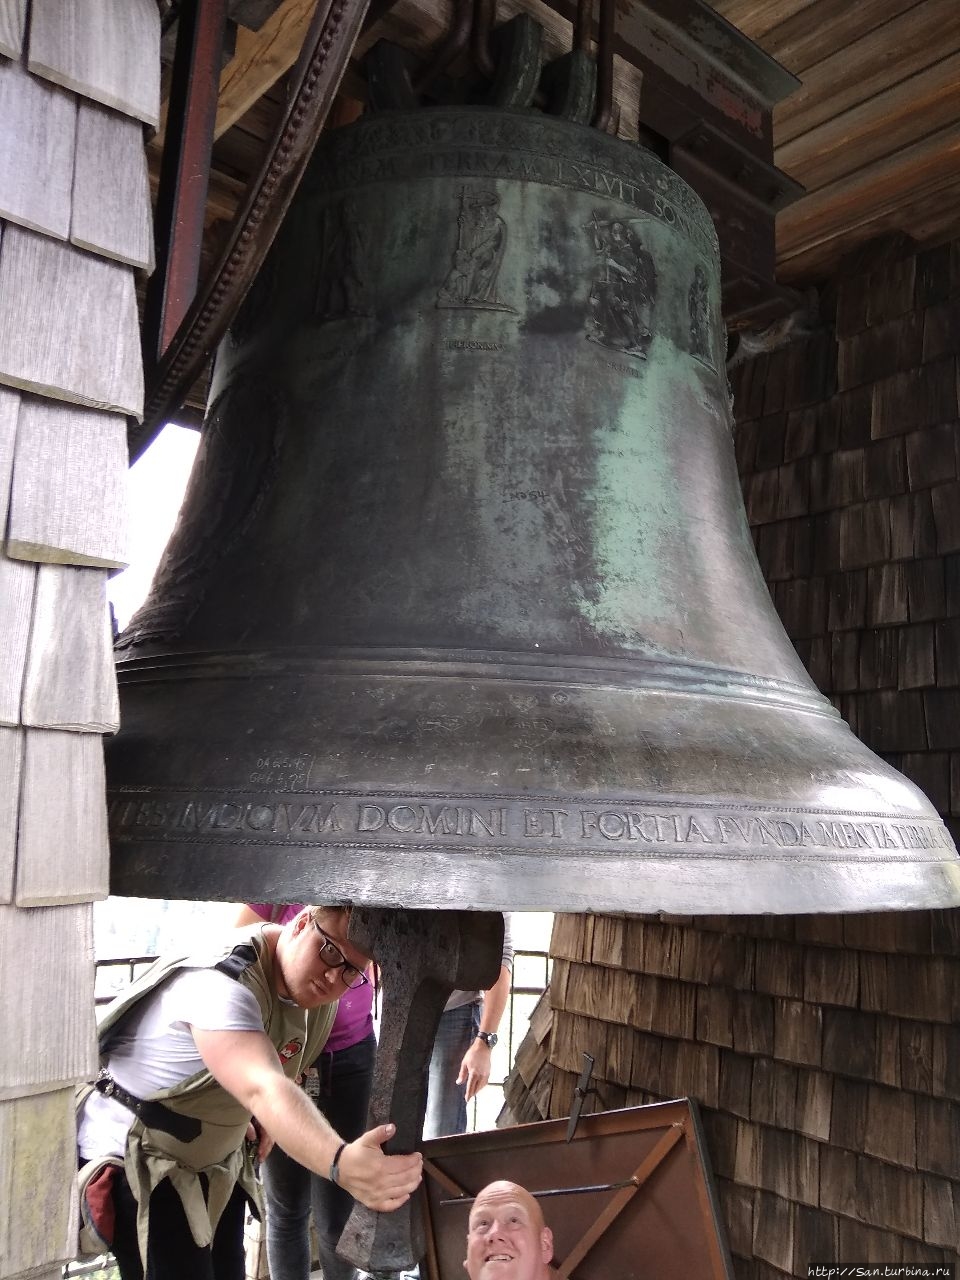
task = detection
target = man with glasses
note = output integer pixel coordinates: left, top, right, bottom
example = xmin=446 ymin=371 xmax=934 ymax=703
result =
xmin=77 ymin=905 xmax=421 ymax=1280
xmin=233 ymin=900 xmax=378 ymax=1280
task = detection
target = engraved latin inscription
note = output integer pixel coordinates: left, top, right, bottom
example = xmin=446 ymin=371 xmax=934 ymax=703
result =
xmin=437 ymin=188 xmax=515 ymax=313
xmin=110 ymin=792 xmax=950 ymax=857
xmin=585 ymin=212 xmax=657 ymax=358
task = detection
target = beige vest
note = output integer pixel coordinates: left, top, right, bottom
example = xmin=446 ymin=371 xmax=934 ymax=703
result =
xmin=94 ymin=925 xmax=337 ymax=1260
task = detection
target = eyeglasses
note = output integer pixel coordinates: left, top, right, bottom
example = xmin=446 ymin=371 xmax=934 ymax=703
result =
xmin=313 ymin=922 xmax=369 ymax=989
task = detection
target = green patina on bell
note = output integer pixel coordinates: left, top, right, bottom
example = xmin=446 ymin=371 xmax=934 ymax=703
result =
xmin=106 ymin=106 xmax=960 ymax=914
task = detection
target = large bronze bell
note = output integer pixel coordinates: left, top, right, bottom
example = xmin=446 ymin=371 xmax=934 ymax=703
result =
xmin=107 ymin=106 xmax=960 ymax=914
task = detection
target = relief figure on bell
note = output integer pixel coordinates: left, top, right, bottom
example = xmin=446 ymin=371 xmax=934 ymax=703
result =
xmin=437 ymin=187 xmax=515 ymax=313
xmin=584 ymin=213 xmax=657 ymax=358
xmin=688 ymin=263 xmax=712 ymax=366
xmin=314 ymin=199 xmax=369 ymax=321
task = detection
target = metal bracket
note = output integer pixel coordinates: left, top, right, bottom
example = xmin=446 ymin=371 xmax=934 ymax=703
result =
xmin=565 ymin=1052 xmax=599 ymax=1143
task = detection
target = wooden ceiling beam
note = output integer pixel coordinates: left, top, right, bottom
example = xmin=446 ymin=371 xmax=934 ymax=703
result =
xmin=776 ymin=121 xmax=960 ymax=260
xmin=760 ymin=0 xmax=922 ymax=77
xmin=776 ymin=51 xmax=960 ymax=193
xmin=214 ymin=0 xmax=320 ymax=140
xmin=709 ymin=0 xmax=819 ymax=45
xmin=777 ymin=173 xmax=960 ymax=284
xmin=773 ymin=0 xmax=960 ymax=146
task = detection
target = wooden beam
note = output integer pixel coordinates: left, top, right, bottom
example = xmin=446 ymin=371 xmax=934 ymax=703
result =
xmin=773 ymin=0 xmax=960 ymax=146
xmin=761 ymin=0 xmax=922 ymax=78
xmin=134 ymin=0 xmax=374 ymax=455
xmin=709 ymin=0 xmax=819 ymax=44
xmin=777 ymin=173 xmax=960 ymax=285
xmin=215 ymin=0 xmax=320 ymax=140
xmin=777 ymin=121 xmax=960 ymax=260
xmin=776 ymin=52 xmax=960 ymax=194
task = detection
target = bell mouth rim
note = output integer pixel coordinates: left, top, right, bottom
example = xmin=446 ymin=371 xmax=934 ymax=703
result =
xmin=106 ymin=841 xmax=960 ymax=915
xmin=113 ymin=644 xmax=835 ymax=717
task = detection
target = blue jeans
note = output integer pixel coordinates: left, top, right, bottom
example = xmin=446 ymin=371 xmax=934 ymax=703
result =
xmin=261 ymin=1032 xmax=376 ymax=1280
xmin=422 ymin=1001 xmax=481 ymax=1140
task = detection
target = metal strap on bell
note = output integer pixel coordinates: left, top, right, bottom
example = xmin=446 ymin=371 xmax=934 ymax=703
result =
xmin=107 ymin=105 xmax=960 ymax=914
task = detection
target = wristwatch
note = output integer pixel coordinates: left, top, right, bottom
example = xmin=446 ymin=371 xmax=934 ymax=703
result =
xmin=476 ymin=1031 xmax=498 ymax=1048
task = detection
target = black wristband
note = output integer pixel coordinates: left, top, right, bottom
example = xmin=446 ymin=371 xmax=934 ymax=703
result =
xmin=330 ymin=1141 xmax=347 ymax=1184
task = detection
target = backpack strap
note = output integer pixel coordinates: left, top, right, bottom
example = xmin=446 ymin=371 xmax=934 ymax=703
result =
xmin=94 ymin=1069 xmax=202 ymax=1143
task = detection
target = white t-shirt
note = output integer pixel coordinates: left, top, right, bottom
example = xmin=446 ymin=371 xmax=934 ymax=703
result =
xmin=78 ymin=967 xmax=264 ymax=1161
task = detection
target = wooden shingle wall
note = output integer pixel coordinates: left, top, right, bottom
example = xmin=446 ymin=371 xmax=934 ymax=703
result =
xmin=0 ymin=3 xmax=156 ymax=1276
xmin=504 ymin=238 xmax=960 ymax=1277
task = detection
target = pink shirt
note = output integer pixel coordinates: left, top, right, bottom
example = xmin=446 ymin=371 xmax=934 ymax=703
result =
xmin=247 ymin=904 xmax=374 ymax=1052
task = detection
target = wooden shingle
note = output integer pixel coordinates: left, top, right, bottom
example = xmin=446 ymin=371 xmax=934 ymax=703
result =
xmin=819 ymin=1144 xmax=858 ymax=1220
xmin=839 ymin=498 xmax=891 ymax=570
xmin=838 ymin=311 xmax=923 ymax=391
xmin=905 ymin=421 xmax=957 ymax=490
xmin=750 ymin=1057 xmax=798 ymax=1130
xmin=862 ymin=437 xmax=907 ymax=501
xmin=858 ymin=626 xmax=899 ymax=690
xmin=931 ymin=479 xmax=960 ymax=554
xmin=752 ymin=1190 xmax=794 ymax=1273
xmin=795 ymin=1067 xmax=832 ymax=1142
xmin=0 ymin=727 xmax=23 ymax=903
xmin=773 ymin=997 xmax=822 ymax=1067
xmin=6 ymin=396 xmax=129 ymax=567
xmin=0 ymin=57 xmax=76 ymax=240
xmin=27 ymin=0 xmax=160 ymax=128
xmin=922 ymin=297 xmax=960 ymax=363
xmin=835 ymin=1219 xmax=905 ymax=1267
xmin=863 ymin=1084 xmax=917 ymax=1168
xmin=874 ymin=1015 xmax=902 ymax=1089
xmin=872 ymin=358 xmax=958 ymax=439
xmin=719 ymin=1049 xmax=754 ymax=1120
xmin=827 ymin=569 xmax=867 ymax=631
xmin=71 ymin=100 xmax=153 ymax=269
xmin=922 ymin=1174 xmax=958 ymax=1250
xmin=622 ymin=917 xmax=683 ymax=978
xmin=930 ymin=1023 xmax=960 ymax=1102
xmin=830 ymin=1075 xmax=868 ymax=1149
xmin=695 ymin=984 xmax=734 ymax=1048
xmin=748 ymin=943 xmax=804 ymax=1006
xmin=793 ymin=1205 xmax=838 ymax=1276
xmin=803 ymin=945 xmax=859 ymax=1006
xmin=898 ymin=623 xmax=935 ymax=689
xmin=0 ymin=900 xmax=96 ymax=1096
xmin=0 ymin=552 xmax=35 ymax=725
xmin=733 ymin=992 xmax=775 ymax=1058
xmin=784 ymin=407 xmax=817 ymax=462
xmin=589 ymin=914 xmax=626 ymax=967
xmin=758 ymin=1126 xmax=820 ymax=1206
xmin=754 ymin=411 xmax=787 ymax=471
xmin=0 ymin=0 xmax=26 ymax=58
xmin=14 ymin=727 xmax=109 ymax=906
xmin=0 ymin=379 xmax=19 ymax=527
xmin=22 ymin=564 xmax=119 ymax=731
xmin=0 ymin=1088 xmax=77 ymax=1274
xmin=916 ymin=1095 xmax=960 ymax=1178
xmin=717 ymin=1180 xmax=754 ymax=1258
xmin=925 ymin=689 xmax=960 ymax=751
xmin=808 ymin=448 xmax=863 ymax=513
xmin=904 ymin=556 xmax=946 ymax=622
xmin=0 ymin=225 xmax=143 ymax=416
xmin=900 ymin=751 xmax=950 ymax=813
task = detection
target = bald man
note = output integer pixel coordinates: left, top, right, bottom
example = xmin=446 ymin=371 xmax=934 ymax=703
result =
xmin=463 ymin=1181 xmax=554 ymax=1280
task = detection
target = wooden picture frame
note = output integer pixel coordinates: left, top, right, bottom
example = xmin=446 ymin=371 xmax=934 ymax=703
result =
xmin=420 ymin=1099 xmax=734 ymax=1280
